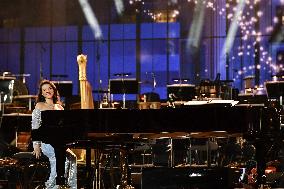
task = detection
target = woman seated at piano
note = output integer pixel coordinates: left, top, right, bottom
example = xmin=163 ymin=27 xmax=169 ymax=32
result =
xmin=31 ymin=80 xmax=77 ymax=189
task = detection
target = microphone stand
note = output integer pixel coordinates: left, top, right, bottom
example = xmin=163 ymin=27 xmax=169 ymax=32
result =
xmin=0 ymin=92 xmax=4 ymax=115
xmin=122 ymin=77 xmax=126 ymax=109
xmin=152 ymin=72 xmax=156 ymax=92
xmin=0 ymin=92 xmax=4 ymax=129
xmin=96 ymin=40 xmax=102 ymax=108
xmin=39 ymin=42 xmax=46 ymax=82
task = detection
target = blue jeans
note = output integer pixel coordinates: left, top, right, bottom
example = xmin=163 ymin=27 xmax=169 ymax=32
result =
xmin=41 ymin=143 xmax=77 ymax=189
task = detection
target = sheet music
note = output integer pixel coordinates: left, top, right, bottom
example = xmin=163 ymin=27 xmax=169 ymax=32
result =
xmin=183 ymin=101 xmax=209 ymax=105
xmin=184 ymin=100 xmax=239 ymax=106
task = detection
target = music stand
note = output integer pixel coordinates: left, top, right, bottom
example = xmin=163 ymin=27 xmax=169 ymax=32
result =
xmin=265 ymin=81 xmax=284 ymax=104
xmin=51 ymin=81 xmax=73 ymax=97
xmin=109 ymin=78 xmax=138 ymax=108
xmin=167 ymin=84 xmax=196 ymax=101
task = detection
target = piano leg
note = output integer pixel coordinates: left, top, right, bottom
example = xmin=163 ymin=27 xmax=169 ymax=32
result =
xmin=54 ymin=146 xmax=68 ymax=186
xmin=85 ymin=146 xmax=93 ymax=189
xmin=69 ymin=140 xmax=95 ymax=189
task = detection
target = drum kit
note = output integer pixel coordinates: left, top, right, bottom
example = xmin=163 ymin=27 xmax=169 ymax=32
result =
xmin=0 ymin=152 xmax=49 ymax=188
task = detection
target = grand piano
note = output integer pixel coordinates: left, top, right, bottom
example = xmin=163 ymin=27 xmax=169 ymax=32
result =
xmin=31 ymin=101 xmax=281 ymax=188
xmin=37 ymin=105 xmax=262 ymax=134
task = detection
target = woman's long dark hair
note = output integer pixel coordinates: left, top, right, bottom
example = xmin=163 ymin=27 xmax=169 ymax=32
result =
xmin=36 ymin=80 xmax=59 ymax=103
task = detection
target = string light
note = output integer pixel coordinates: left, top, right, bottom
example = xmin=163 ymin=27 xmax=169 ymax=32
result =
xmin=126 ymin=0 xmax=282 ymax=86
xmin=216 ymin=0 xmax=278 ymax=84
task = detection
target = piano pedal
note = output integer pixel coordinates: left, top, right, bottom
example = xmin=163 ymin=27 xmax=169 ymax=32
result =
xmin=58 ymin=184 xmax=71 ymax=189
xmin=35 ymin=185 xmax=68 ymax=189
xmin=116 ymin=184 xmax=135 ymax=189
xmin=34 ymin=184 xmax=45 ymax=189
